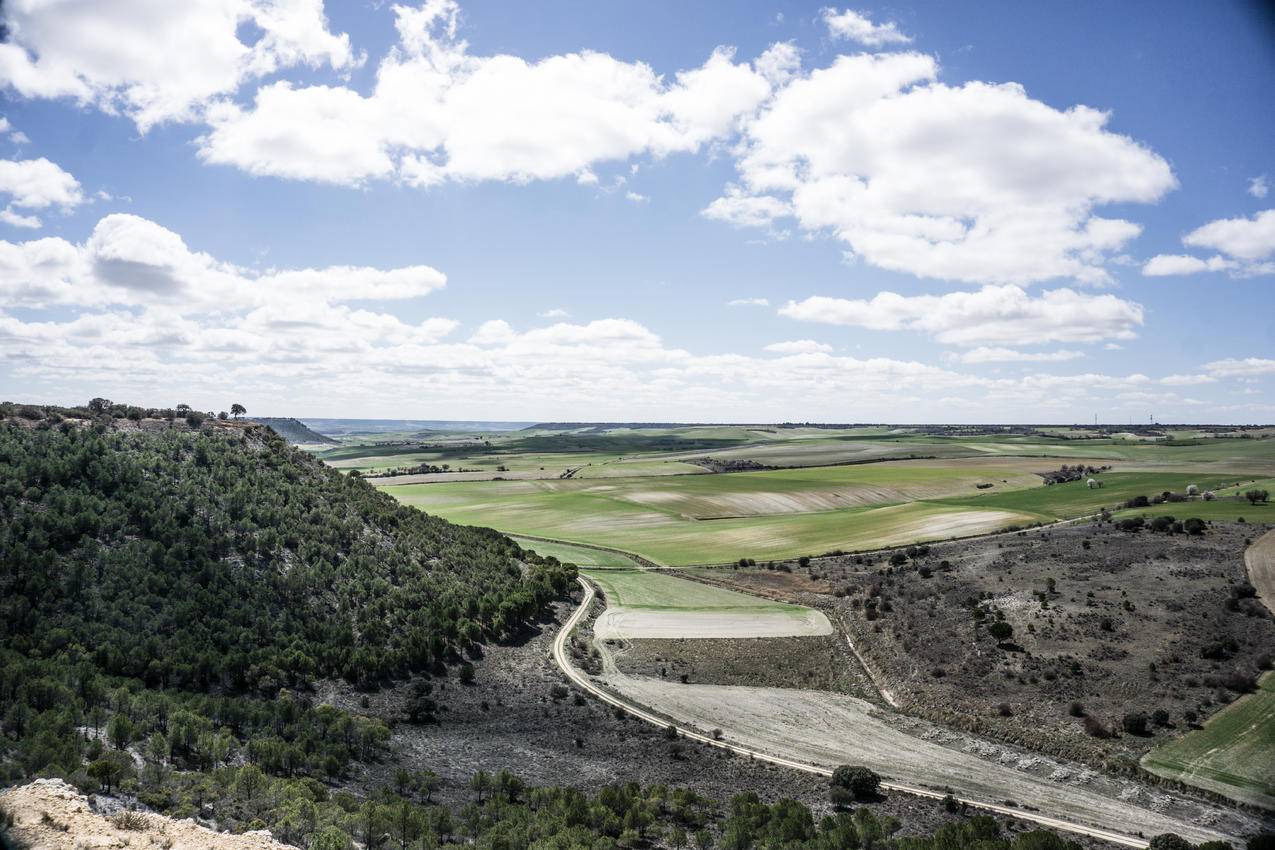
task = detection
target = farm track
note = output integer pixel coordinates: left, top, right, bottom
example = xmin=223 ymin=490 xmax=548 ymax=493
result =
xmin=553 ymin=578 xmax=1245 ymax=849
xmin=1247 ymin=528 xmax=1275 ymax=616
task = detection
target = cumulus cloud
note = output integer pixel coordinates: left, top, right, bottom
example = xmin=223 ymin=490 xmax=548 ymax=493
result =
xmin=779 ymin=285 xmax=1144 ymax=346
xmin=949 ymin=347 xmax=1085 ymax=365
xmin=0 ymin=0 xmax=359 ymax=129
xmin=821 ymin=9 xmax=912 ymax=47
xmin=728 ymin=297 xmax=770 ymax=307
xmin=764 ymin=339 xmax=833 ymax=354
xmin=0 ymin=157 xmax=83 ymax=211
xmin=0 ymin=208 xmax=41 ymax=228
xmin=1250 ymin=175 xmax=1269 ymax=199
xmin=706 ymin=51 xmax=1174 ymax=286
xmin=1183 ymin=209 xmax=1275 ymax=263
xmin=0 ymin=213 xmax=445 ymax=310
xmin=198 ymin=2 xmax=776 ymax=187
xmin=539 ymin=308 xmax=570 ymax=318
xmin=1141 ymin=254 xmax=1233 ymax=276
xmin=1142 ymin=209 xmax=1275 ymax=277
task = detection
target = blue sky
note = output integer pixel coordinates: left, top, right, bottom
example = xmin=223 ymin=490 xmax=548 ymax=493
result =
xmin=0 ymin=0 xmax=1272 ymax=422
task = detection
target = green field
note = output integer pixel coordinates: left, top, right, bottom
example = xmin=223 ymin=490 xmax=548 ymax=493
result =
xmin=381 ymin=465 xmax=1272 ymax=565
xmin=510 ymin=536 xmax=643 ymax=568
xmin=1114 ymin=500 xmax=1275 ymax=524
xmin=1142 ymin=673 xmax=1275 ymax=808
xmin=583 ymin=567 xmax=795 ymax=612
xmin=382 ymin=460 xmax=1055 ymax=564
xmin=934 ymin=472 xmax=1249 ymax=520
xmin=336 ymin=425 xmax=1275 ymax=563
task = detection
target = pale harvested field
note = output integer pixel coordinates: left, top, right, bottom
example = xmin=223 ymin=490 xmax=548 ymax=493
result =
xmin=594 ymin=606 xmax=831 ymax=640
xmin=586 ymin=567 xmax=830 ymax=639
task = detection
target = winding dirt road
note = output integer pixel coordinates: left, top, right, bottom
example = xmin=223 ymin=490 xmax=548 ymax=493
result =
xmin=553 ymin=578 xmax=1251 ymax=848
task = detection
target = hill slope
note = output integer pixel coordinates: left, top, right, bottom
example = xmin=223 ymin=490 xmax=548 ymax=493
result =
xmin=0 ymin=410 xmax=574 ymax=797
xmin=252 ymin=416 xmax=337 ymax=444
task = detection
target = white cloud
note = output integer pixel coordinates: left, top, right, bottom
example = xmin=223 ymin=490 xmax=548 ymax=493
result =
xmin=1143 ymin=209 xmax=1275 ymax=277
xmin=625 ymin=191 xmax=649 ymax=204
xmin=198 ymin=3 xmax=777 ymax=188
xmin=755 ymin=42 xmax=801 ymax=86
xmin=764 ymin=339 xmax=833 ymax=354
xmin=1183 ymin=208 xmax=1275 ymax=263
xmin=1160 ymin=374 xmax=1217 ymax=386
xmin=0 ymin=213 xmax=445 ymax=310
xmin=539 ymin=308 xmax=570 ymax=318
xmin=0 ymin=208 xmax=42 ymax=229
xmin=0 ymin=157 xmax=84 ymax=211
xmin=703 ymin=186 xmax=792 ymax=228
xmin=200 ymin=84 xmax=394 ymax=184
xmin=950 ymin=347 xmax=1085 ymax=364
xmin=1250 ymin=175 xmax=1269 ymax=199
xmin=709 ymin=52 xmax=1174 ymax=286
xmin=821 ymin=9 xmax=912 ymax=47
xmin=0 ymin=0 xmax=359 ymax=130
xmin=779 ymin=285 xmax=1144 ymax=347
xmin=1204 ymin=358 xmax=1275 ymax=379
xmin=728 ymin=297 xmax=770 ymax=307
xmin=1140 ymin=254 xmax=1234 ymax=276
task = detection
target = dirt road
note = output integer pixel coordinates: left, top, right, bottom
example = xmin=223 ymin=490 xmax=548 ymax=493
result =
xmin=1246 ymin=528 xmax=1275 ymax=616
xmin=554 ymin=578 xmax=1254 ymax=848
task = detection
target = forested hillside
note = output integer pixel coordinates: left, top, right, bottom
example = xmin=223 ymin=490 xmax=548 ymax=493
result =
xmin=0 ymin=408 xmax=574 ymax=801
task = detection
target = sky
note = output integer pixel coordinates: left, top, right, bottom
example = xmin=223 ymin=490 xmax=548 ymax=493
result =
xmin=1 ymin=0 xmax=1273 ymax=423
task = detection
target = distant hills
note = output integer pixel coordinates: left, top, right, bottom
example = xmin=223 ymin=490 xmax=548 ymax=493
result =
xmin=299 ymin=417 xmax=536 ymax=436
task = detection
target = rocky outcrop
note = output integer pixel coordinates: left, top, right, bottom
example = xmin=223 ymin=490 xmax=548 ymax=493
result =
xmin=0 ymin=779 xmax=291 ymax=850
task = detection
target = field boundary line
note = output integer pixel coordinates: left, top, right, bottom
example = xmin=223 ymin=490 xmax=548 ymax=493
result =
xmin=552 ymin=576 xmax=1151 ymax=849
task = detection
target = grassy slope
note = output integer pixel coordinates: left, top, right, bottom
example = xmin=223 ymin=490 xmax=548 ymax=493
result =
xmin=1141 ymin=672 xmax=1275 ymax=808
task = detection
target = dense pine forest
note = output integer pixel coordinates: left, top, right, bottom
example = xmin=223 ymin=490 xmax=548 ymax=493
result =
xmin=0 ymin=405 xmax=575 ymax=833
